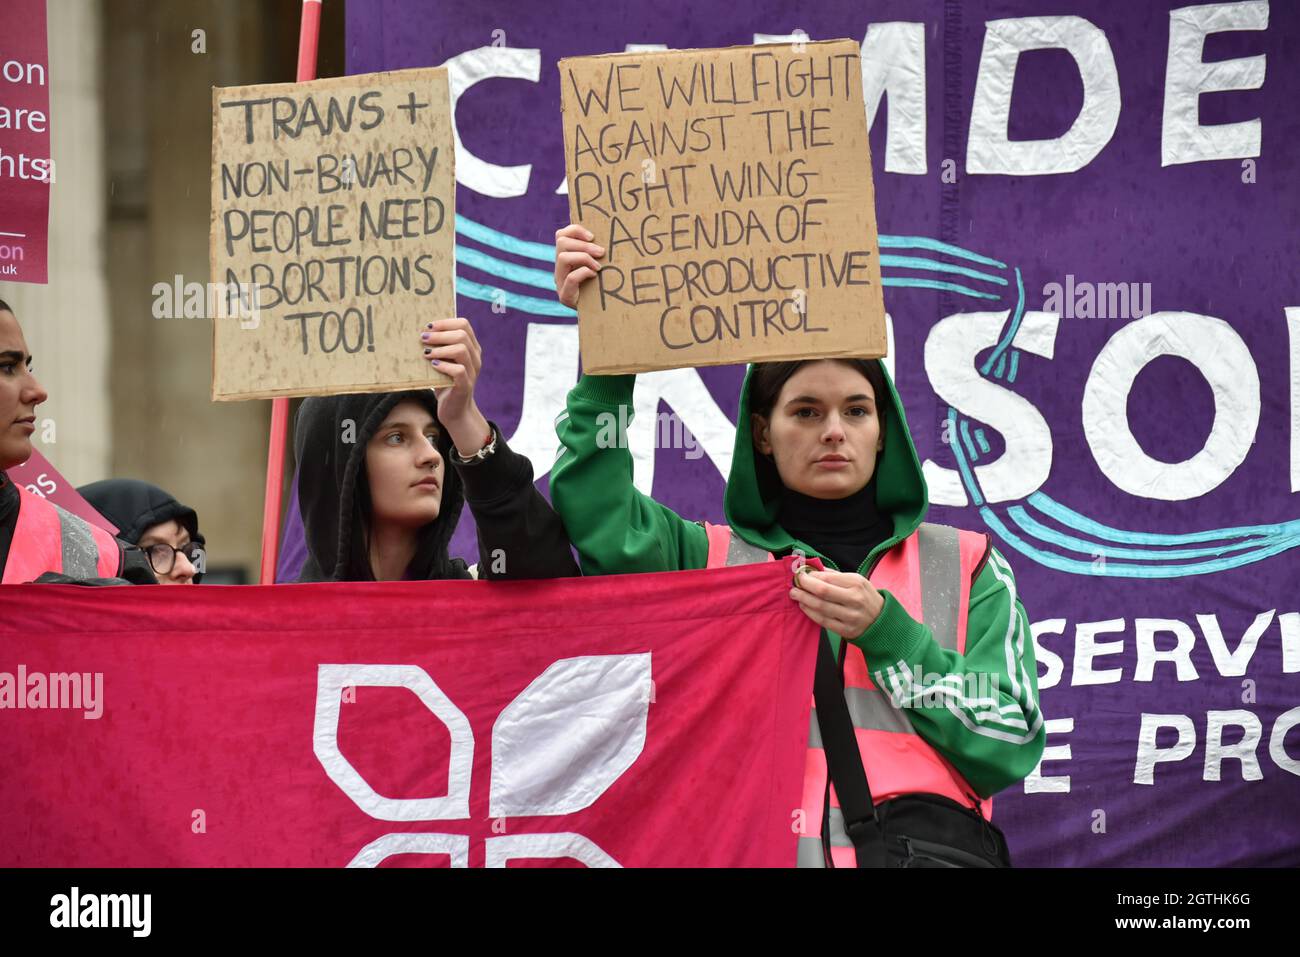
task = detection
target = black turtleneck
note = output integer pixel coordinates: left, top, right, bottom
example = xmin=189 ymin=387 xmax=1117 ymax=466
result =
xmin=777 ymin=477 xmax=895 ymax=574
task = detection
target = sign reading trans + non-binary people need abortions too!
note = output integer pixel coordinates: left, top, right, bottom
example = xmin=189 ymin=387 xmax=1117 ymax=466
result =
xmin=210 ymin=68 xmax=455 ymax=400
xmin=559 ymin=39 xmax=887 ymax=375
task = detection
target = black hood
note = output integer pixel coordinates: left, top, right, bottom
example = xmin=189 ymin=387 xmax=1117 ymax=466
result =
xmin=78 ymin=478 xmax=205 ymax=548
xmin=292 ymin=390 xmax=467 ymax=582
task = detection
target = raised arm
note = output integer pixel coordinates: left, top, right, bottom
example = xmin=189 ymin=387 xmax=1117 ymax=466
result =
xmin=550 ymin=224 xmax=708 ymax=574
xmin=551 ymin=373 xmax=709 ymax=575
xmin=423 ymin=317 xmax=579 ymax=580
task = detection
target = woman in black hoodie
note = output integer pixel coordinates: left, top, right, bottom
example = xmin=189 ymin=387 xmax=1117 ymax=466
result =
xmin=293 ymin=318 xmax=577 ymax=582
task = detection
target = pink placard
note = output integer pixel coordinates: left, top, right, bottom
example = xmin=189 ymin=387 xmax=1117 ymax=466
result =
xmin=8 ymin=448 xmax=118 ymax=534
xmin=0 ymin=0 xmax=52 ymax=284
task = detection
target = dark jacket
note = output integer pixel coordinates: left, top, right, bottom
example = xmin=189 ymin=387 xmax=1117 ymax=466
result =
xmin=293 ymin=389 xmax=578 ymax=582
xmin=0 ymin=472 xmax=18 ymax=577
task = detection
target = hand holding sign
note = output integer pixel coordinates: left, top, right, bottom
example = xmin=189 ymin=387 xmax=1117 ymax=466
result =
xmin=420 ymin=317 xmax=492 ymax=458
xmin=555 ymin=224 xmax=607 ymax=308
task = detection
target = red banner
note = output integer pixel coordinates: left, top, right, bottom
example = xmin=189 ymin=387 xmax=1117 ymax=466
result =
xmin=0 ymin=559 xmax=817 ymax=866
xmin=0 ymin=0 xmax=51 ymax=284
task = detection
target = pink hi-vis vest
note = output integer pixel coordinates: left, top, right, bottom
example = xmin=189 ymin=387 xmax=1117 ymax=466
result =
xmin=2 ymin=484 xmax=121 ymax=584
xmin=704 ymin=520 xmax=993 ymax=868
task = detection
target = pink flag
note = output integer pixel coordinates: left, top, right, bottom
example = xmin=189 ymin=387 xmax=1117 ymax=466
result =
xmin=0 ymin=559 xmax=817 ymax=866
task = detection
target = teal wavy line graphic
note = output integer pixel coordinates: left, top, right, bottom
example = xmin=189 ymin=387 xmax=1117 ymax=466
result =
xmin=979 ymin=268 xmax=1026 ymax=376
xmin=450 ymin=216 xmax=1298 ymax=577
xmin=453 ymin=216 xmax=1012 ymax=315
xmin=456 ymin=214 xmax=555 ymax=262
xmin=457 ymin=277 xmax=575 ymax=318
xmin=456 ymin=244 xmax=555 ymax=291
xmin=1007 ymin=505 xmax=1286 ymax=561
xmin=877 ymin=234 xmax=1007 ymax=269
xmin=1025 ymin=492 xmax=1291 ymax=546
xmin=977 ymin=507 xmax=1300 ymax=578
xmin=882 ymin=277 xmax=1000 ymax=300
xmin=878 ymin=254 xmax=1008 ymax=287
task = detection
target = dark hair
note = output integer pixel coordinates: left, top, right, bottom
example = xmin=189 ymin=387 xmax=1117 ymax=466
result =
xmin=0 ymin=299 xmax=12 ymax=316
xmin=749 ymin=358 xmax=891 ymax=428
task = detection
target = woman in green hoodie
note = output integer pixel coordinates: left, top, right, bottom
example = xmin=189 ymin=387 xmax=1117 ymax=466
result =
xmin=551 ymin=224 xmax=1045 ymax=866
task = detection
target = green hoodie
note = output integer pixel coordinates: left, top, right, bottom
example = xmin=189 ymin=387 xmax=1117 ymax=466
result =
xmin=551 ymin=364 xmax=1045 ymax=798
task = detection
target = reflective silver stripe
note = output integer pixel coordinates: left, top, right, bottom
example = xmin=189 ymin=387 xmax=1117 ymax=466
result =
xmin=57 ymin=506 xmax=102 ymax=579
xmin=797 ymin=836 xmax=826 ymax=868
xmin=724 ymin=531 xmax=771 ymax=567
xmin=847 ymin=685 xmax=915 ymax=735
xmin=916 ymin=523 xmax=962 ymax=651
xmin=810 ymin=686 xmax=918 ymax=746
xmin=826 ymin=806 xmax=854 ymax=847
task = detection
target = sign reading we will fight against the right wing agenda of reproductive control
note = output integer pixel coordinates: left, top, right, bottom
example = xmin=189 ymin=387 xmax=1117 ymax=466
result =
xmin=559 ymin=39 xmax=887 ymax=375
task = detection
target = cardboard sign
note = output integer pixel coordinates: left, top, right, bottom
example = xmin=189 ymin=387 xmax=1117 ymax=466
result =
xmin=0 ymin=0 xmax=52 ymax=284
xmin=559 ymin=39 xmax=886 ymax=375
xmin=210 ymin=68 xmax=455 ymax=400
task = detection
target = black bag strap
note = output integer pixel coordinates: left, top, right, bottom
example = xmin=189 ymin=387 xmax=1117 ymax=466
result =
xmin=813 ymin=634 xmax=887 ymax=868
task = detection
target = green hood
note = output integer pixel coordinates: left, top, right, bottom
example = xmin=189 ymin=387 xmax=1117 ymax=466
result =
xmin=723 ymin=359 xmax=929 ymax=573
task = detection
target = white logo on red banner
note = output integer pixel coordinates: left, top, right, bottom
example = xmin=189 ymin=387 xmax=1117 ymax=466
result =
xmin=312 ymin=655 xmax=651 ymax=867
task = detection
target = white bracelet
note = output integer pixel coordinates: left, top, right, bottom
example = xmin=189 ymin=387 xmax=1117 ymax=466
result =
xmin=453 ymin=425 xmax=498 ymax=465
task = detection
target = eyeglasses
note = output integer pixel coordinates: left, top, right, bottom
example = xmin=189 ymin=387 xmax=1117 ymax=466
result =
xmin=142 ymin=541 xmax=206 ymax=577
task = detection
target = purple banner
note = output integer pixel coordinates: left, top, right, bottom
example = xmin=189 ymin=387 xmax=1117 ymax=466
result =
xmin=345 ymin=1 xmax=1300 ymax=865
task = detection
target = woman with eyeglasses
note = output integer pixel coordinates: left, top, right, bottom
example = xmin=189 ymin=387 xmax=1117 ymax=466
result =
xmin=79 ymin=479 xmax=206 ymax=584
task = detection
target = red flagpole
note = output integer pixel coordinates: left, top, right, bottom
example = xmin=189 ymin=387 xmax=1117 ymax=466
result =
xmin=259 ymin=0 xmax=322 ymax=584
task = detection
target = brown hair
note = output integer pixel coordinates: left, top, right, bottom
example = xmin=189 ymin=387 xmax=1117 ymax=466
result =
xmin=748 ymin=358 xmax=891 ymax=430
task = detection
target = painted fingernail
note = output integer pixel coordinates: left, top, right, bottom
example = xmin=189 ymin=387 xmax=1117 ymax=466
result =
xmin=420 ymin=332 xmax=430 ymax=341
xmin=426 ymin=322 xmax=434 ymax=329
xmin=423 ymin=348 xmax=432 ymax=356
xmin=430 ymin=359 xmax=440 ymax=366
